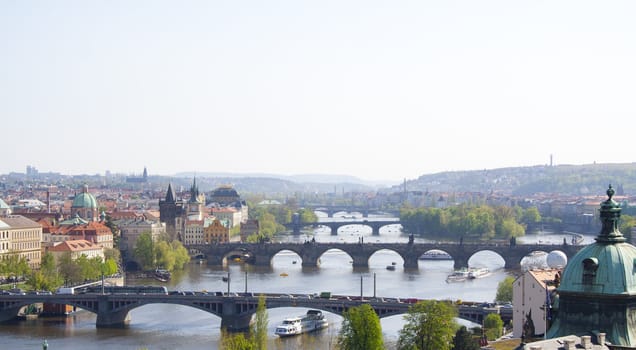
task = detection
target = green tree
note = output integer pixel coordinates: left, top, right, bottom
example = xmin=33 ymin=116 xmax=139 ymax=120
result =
xmin=220 ymin=330 xmax=254 ymax=350
xmin=452 ymin=326 xmax=479 ymax=350
xmin=495 ymin=276 xmax=515 ymax=303
xmin=521 ymin=207 xmax=541 ymax=225
xmin=620 ymin=214 xmax=636 ymax=240
xmin=57 ymin=252 xmax=82 ymax=285
xmin=338 ymin=304 xmax=384 ymax=350
xmin=134 ymin=232 xmax=155 ymax=270
xmin=483 ymin=313 xmax=504 ymax=340
xmin=251 ymin=295 xmax=268 ymax=350
xmin=155 ymin=240 xmax=176 ymax=270
xmin=397 ymin=300 xmax=458 ymax=350
xmin=103 ymin=258 xmax=119 ymax=275
xmin=170 ymin=240 xmax=191 ymax=269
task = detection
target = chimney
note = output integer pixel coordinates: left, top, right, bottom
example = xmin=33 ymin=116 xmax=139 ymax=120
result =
xmin=563 ymin=339 xmax=576 ymax=350
xmin=581 ymin=335 xmax=592 ymax=349
xmin=598 ymin=332 xmax=606 ymax=345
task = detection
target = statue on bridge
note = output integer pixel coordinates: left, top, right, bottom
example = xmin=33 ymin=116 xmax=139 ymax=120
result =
xmin=408 ymin=233 xmax=414 ymax=245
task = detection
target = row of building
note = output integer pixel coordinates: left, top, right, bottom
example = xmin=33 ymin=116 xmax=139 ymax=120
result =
xmin=0 ymin=180 xmax=258 ymax=271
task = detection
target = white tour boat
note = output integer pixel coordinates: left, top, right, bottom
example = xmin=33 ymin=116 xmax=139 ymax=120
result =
xmin=467 ymin=267 xmax=490 ymax=279
xmin=446 ymin=267 xmax=490 ymax=282
xmin=275 ymin=310 xmax=329 ymax=337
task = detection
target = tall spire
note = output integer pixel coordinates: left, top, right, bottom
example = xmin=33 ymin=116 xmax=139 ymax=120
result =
xmin=189 ymin=177 xmax=199 ymax=203
xmin=596 ymin=184 xmax=626 ymax=243
xmin=165 ymin=183 xmax=176 ymax=203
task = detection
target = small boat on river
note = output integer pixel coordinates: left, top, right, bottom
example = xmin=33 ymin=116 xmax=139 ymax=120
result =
xmin=467 ymin=267 xmax=490 ymax=279
xmin=446 ymin=267 xmax=490 ymax=282
xmin=275 ymin=310 xmax=329 ymax=337
xmin=154 ymin=268 xmax=171 ymax=282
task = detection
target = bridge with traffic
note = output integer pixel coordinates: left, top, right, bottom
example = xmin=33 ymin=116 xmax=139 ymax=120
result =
xmin=188 ymin=241 xmax=584 ymax=270
xmin=0 ymin=292 xmax=510 ymax=331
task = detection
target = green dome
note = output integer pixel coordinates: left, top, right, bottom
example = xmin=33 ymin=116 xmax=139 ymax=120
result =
xmin=559 ymin=184 xmax=636 ymax=295
xmin=72 ymin=184 xmax=97 ymax=209
xmin=558 ymin=242 xmax=636 ymax=295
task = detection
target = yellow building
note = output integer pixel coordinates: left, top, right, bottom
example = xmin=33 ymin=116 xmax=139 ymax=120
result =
xmin=0 ymin=215 xmax=43 ymax=269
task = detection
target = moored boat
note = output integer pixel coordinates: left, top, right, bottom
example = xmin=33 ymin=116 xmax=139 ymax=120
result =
xmin=154 ymin=268 xmax=171 ymax=282
xmin=275 ymin=310 xmax=329 ymax=337
xmin=419 ymin=250 xmax=453 ymax=260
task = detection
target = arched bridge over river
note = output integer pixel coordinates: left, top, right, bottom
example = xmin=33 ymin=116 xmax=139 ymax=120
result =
xmin=284 ymin=219 xmax=400 ymax=235
xmin=0 ymin=293 xmax=510 ymax=331
xmin=189 ymin=242 xmax=584 ymax=270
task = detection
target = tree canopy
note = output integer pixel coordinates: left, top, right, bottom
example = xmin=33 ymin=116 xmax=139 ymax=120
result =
xmin=452 ymin=326 xmax=480 ymax=350
xmin=338 ymin=304 xmax=384 ymax=350
xmin=133 ymin=232 xmax=190 ymax=271
xmin=483 ymin=313 xmax=504 ymax=340
xmin=397 ymin=300 xmax=458 ymax=350
xmin=495 ymin=276 xmax=515 ymax=303
xmin=400 ymin=205 xmax=539 ymax=240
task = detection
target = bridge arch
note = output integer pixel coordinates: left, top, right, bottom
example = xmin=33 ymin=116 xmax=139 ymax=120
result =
xmin=465 ymin=249 xmax=506 ymax=270
xmin=315 ymin=248 xmax=355 ymax=268
xmin=368 ymin=249 xmax=405 ymax=269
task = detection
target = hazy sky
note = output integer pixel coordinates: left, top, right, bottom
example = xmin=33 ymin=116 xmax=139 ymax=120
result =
xmin=2 ymin=1 xmax=635 ymax=182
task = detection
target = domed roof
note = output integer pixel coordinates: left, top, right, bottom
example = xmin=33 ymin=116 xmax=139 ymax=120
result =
xmin=558 ymin=185 xmax=636 ymax=295
xmin=72 ymin=184 xmax=98 ymax=209
xmin=211 ymin=185 xmax=239 ymax=197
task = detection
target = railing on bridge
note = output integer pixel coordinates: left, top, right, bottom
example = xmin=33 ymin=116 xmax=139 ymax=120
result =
xmin=0 ymin=291 xmax=510 ymax=330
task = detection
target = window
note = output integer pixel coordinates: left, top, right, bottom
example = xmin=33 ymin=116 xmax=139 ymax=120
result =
xmin=582 ymin=257 xmax=599 ymax=285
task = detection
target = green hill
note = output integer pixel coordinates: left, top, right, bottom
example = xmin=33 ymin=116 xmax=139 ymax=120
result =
xmin=398 ymin=163 xmax=636 ymax=196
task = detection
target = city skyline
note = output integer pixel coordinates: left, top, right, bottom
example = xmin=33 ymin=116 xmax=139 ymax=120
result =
xmin=2 ymin=1 xmax=636 ymax=182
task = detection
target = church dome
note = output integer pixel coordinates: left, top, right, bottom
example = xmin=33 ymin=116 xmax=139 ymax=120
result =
xmin=72 ymin=184 xmax=98 ymax=209
xmin=558 ymin=185 xmax=636 ymax=295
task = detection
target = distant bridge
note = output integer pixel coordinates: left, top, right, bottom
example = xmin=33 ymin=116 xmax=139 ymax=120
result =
xmin=188 ymin=242 xmax=584 ymax=270
xmin=304 ymin=205 xmax=394 ymax=218
xmin=0 ymin=293 xmax=509 ymax=331
xmin=284 ymin=219 xmax=401 ymax=235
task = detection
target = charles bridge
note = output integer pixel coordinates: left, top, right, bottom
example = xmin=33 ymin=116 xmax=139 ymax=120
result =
xmin=0 ymin=293 xmax=510 ymax=331
xmin=188 ymin=241 xmax=584 ymax=270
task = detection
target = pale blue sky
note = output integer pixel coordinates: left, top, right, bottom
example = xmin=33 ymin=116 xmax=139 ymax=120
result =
xmin=2 ymin=1 xmax=635 ymax=182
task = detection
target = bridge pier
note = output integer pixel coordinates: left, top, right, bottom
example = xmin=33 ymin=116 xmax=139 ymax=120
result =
xmin=206 ymin=255 xmax=224 ymax=266
xmin=221 ymin=313 xmax=254 ymax=332
xmin=96 ymin=297 xmax=132 ymax=327
xmin=453 ymin=256 xmax=469 ymax=269
xmin=351 ymin=255 xmax=369 ymax=268
xmin=253 ymin=254 xmax=272 ymax=266
xmin=0 ymin=305 xmax=22 ymax=323
xmin=403 ymin=256 xmax=419 ymax=269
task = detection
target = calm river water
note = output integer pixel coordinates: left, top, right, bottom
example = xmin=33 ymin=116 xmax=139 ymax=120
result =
xmin=2 ymin=215 xmax=595 ymax=350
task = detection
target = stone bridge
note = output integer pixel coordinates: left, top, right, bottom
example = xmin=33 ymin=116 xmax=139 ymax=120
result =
xmin=284 ymin=219 xmax=401 ymax=235
xmin=189 ymin=242 xmax=584 ymax=270
xmin=0 ymin=293 xmax=507 ymax=331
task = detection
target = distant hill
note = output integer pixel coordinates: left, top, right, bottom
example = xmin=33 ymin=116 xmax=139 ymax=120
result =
xmin=171 ymin=172 xmax=382 ymax=194
xmin=391 ymin=163 xmax=636 ymax=196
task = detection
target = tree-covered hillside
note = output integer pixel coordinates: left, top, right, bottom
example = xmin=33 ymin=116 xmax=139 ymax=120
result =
xmin=394 ymin=163 xmax=636 ymax=196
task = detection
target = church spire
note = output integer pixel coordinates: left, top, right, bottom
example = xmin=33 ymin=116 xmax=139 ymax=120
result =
xmin=189 ymin=177 xmax=200 ymax=203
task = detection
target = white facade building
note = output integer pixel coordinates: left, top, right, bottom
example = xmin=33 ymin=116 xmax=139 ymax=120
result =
xmin=513 ymin=268 xmax=561 ymax=339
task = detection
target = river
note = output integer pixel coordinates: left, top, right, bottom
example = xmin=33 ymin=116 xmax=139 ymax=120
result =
xmin=1 ymin=215 xmax=596 ymax=350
